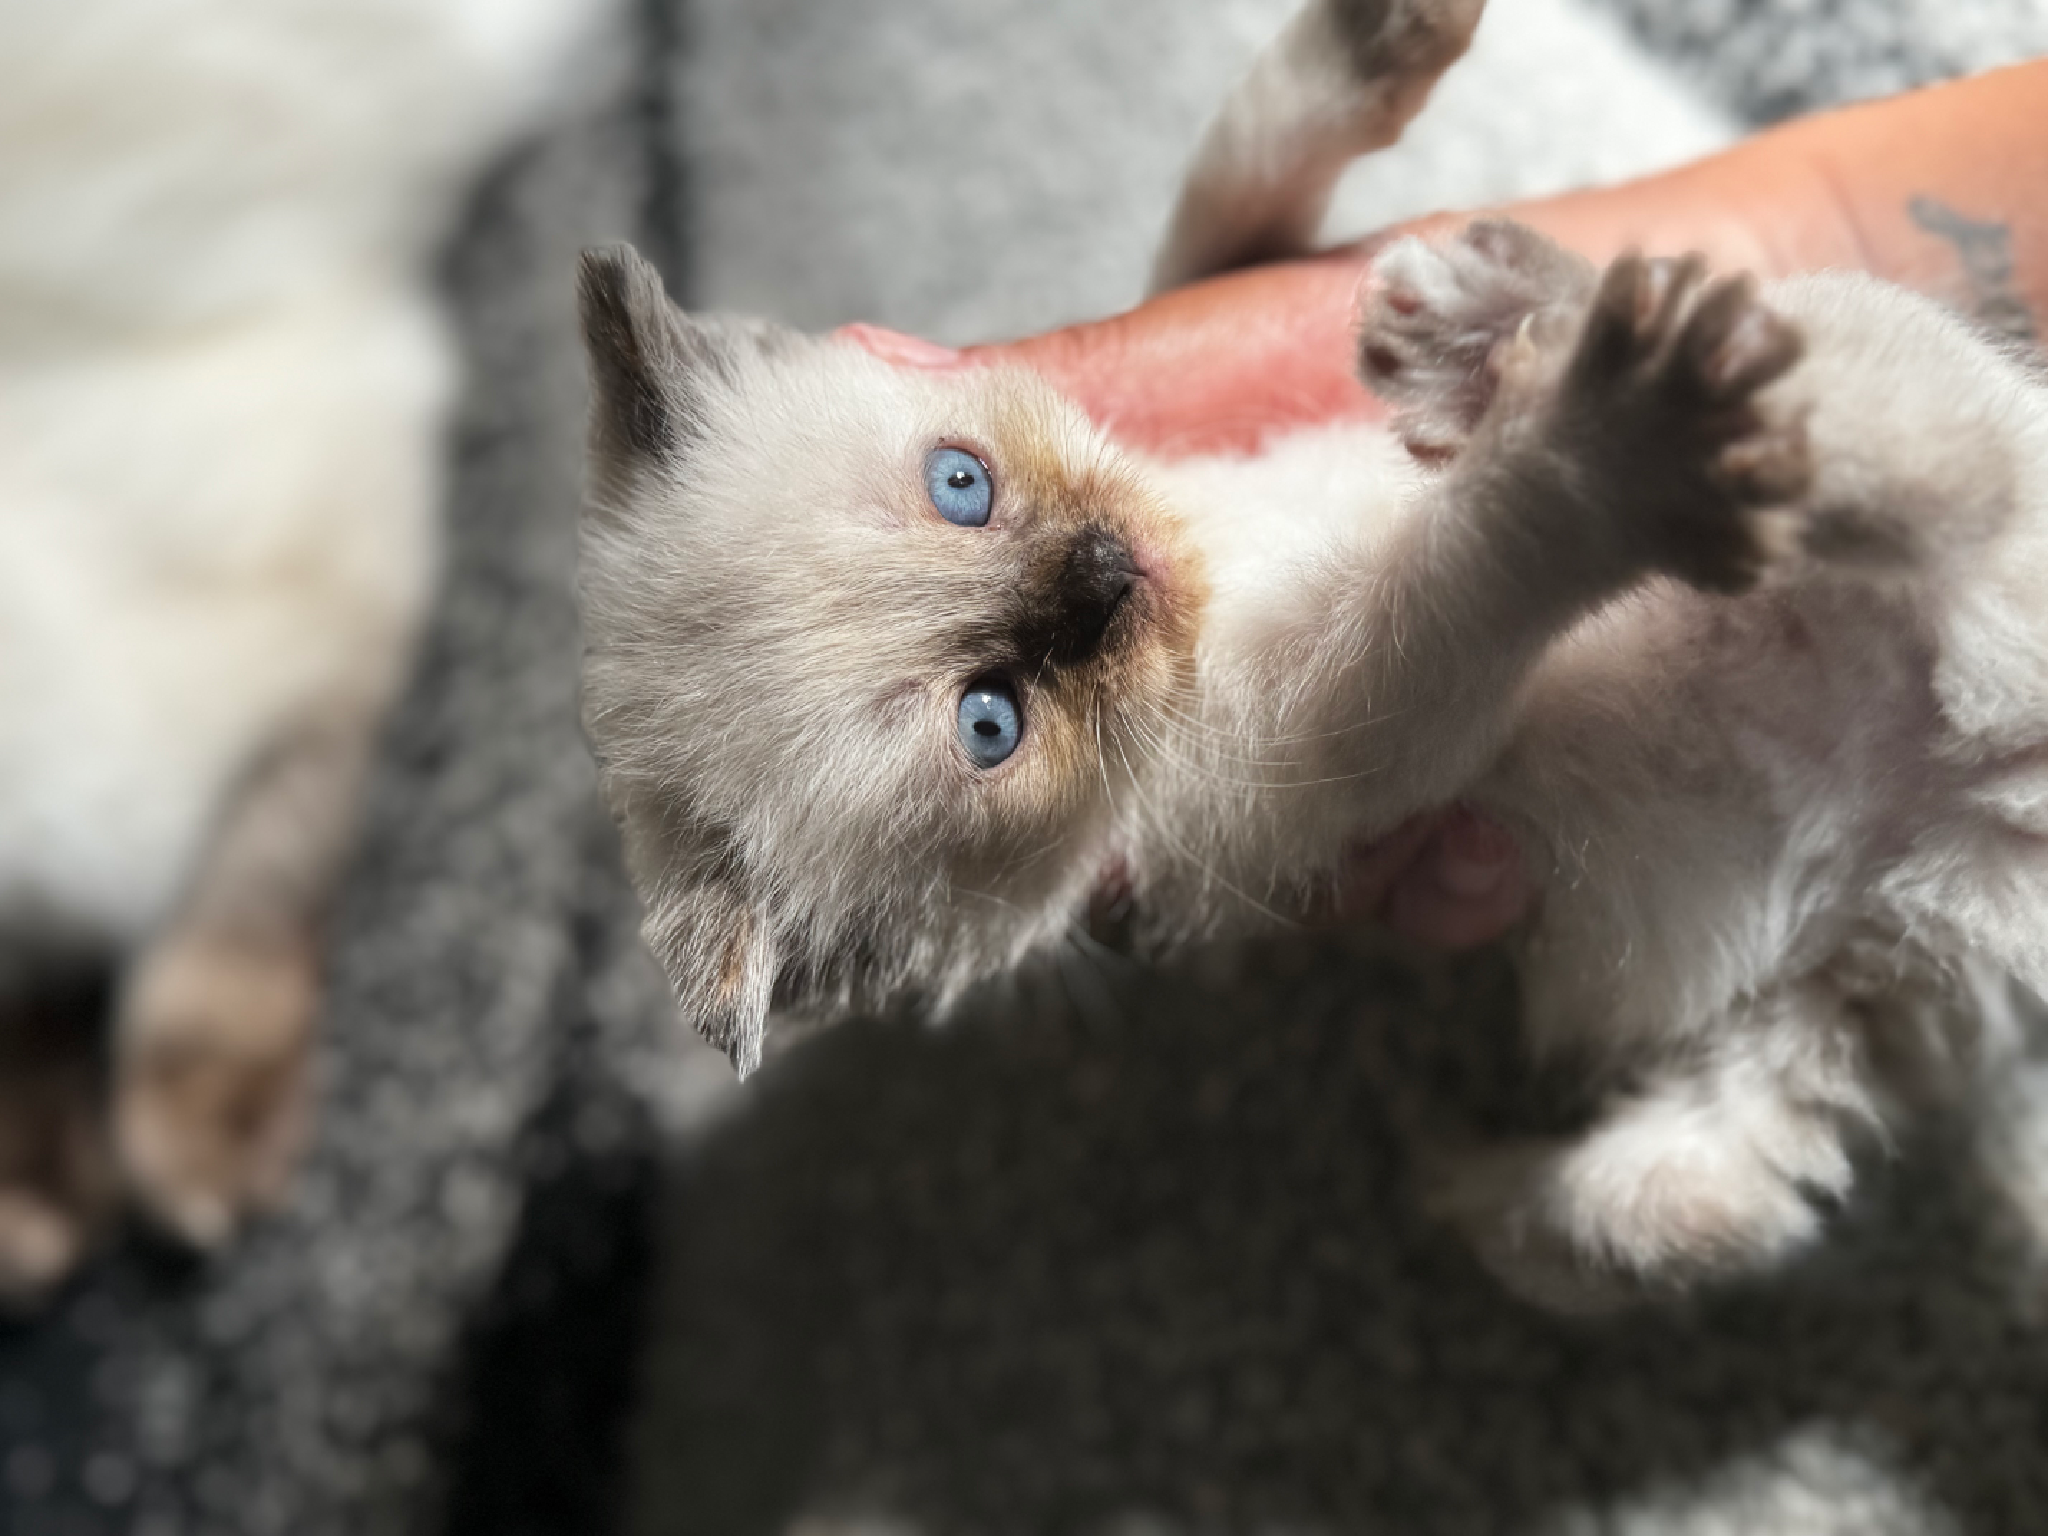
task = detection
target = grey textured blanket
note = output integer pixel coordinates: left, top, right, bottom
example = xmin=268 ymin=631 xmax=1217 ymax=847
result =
xmin=4 ymin=4 xmax=2046 ymax=1534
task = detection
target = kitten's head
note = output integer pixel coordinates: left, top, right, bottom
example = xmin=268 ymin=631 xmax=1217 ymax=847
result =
xmin=575 ymin=245 xmax=1203 ymax=1073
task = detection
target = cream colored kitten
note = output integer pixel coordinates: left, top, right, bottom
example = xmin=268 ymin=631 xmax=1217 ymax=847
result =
xmin=0 ymin=0 xmax=613 ymax=1298
xmin=577 ymin=0 xmax=2048 ymax=1309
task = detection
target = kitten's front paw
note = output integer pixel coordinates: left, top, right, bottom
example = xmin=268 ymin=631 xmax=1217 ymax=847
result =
xmin=116 ymin=935 xmax=316 ymax=1249
xmin=1359 ymin=220 xmax=1596 ymax=458
xmin=1544 ymin=253 xmax=1812 ymax=593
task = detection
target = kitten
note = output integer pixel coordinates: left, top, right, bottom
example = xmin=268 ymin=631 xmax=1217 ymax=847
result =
xmin=576 ymin=0 xmax=2048 ymax=1309
xmin=0 ymin=0 xmax=614 ymax=1298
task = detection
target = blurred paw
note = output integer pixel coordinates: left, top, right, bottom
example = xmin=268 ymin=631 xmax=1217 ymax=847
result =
xmin=116 ymin=934 xmax=316 ymax=1249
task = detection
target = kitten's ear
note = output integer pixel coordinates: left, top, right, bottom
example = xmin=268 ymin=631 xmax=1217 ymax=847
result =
xmin=640 ymin=877 xmax=777 ymax=1078
xmin=576 ymin=243 xmax=792 ymax=490
xmin=577 ymin=243 xmax=695 ymax=469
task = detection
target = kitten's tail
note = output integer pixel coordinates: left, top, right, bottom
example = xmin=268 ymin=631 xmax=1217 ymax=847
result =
xmin=1149 ymin=0 xmax=1485 ymax=294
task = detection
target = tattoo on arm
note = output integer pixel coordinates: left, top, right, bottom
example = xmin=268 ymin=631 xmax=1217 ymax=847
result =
xmin=1909 ymin=195 xmax=2035 ymax=341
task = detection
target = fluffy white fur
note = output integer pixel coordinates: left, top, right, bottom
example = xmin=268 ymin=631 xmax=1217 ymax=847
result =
xmin=577 ymin=0 xmax=2048 ymax=1309
xmin=0 ymin=0 xmax=614 ymax=1294
xmin=0 ymin=0 xmax=611 ymax=935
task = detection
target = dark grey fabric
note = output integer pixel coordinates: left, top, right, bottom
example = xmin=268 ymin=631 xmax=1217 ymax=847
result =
xmin=636 ymin=946 xmax=2048 ymax=1536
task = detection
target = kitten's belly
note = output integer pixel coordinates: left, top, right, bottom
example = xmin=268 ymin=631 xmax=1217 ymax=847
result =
xmin=1491 ymin=581 xmax=1954 ymax=1046
xmin=0 ymin=296 xmax=442 ymax=940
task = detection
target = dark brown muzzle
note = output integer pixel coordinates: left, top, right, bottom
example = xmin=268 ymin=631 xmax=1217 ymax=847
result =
xmin=1043 ymin=524 xmax=1139 ymax=665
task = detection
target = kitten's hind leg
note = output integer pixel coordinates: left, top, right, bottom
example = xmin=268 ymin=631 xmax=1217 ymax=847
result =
xmin=1150 ymin=0 xmax=1486 ymax=293
xmin=1435 ymin=991 xmax=1879 ymax=1313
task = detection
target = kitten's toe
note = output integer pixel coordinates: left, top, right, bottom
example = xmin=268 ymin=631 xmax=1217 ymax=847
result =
xmin=1683 ymin=272 xmax=1806 ymax=403
xmin=116 ymin=935 xmax=316 ymax=1249
xmin=1359 ymin=220 xmax=1595 ymax=454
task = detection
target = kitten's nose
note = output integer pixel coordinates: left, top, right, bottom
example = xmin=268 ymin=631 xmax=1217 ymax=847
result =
xmin=1052 ymin=523 xmax=1141 ymax=663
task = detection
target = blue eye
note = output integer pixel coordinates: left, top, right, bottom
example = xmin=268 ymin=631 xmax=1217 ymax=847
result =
xmin=957 ymin=680 xmax=1021 ymax=767
xmin=926 ymin=446 xmax=993 ymax=526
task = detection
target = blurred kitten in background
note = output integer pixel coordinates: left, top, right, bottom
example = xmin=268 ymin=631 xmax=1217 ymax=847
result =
xmin=0 ymin=0 xmax=615 ymax=1300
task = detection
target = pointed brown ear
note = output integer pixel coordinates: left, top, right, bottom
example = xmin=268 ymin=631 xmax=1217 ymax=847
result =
xmin=576 ymin=244 xmax=798 ymax=490
xmin=639 ymin=878 xmax=777 ymax=1078
xmin=577 ymin=243 xmax=695 ymax=468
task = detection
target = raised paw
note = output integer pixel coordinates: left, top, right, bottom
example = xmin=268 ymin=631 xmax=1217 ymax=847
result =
xmin=1358 ymin=220 xmax=1597 ymax=458
xmin=1539 ymin=252 xmax=1812 ymax=593
xmin=115 ymin=933 xmax=317 ymax=1249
